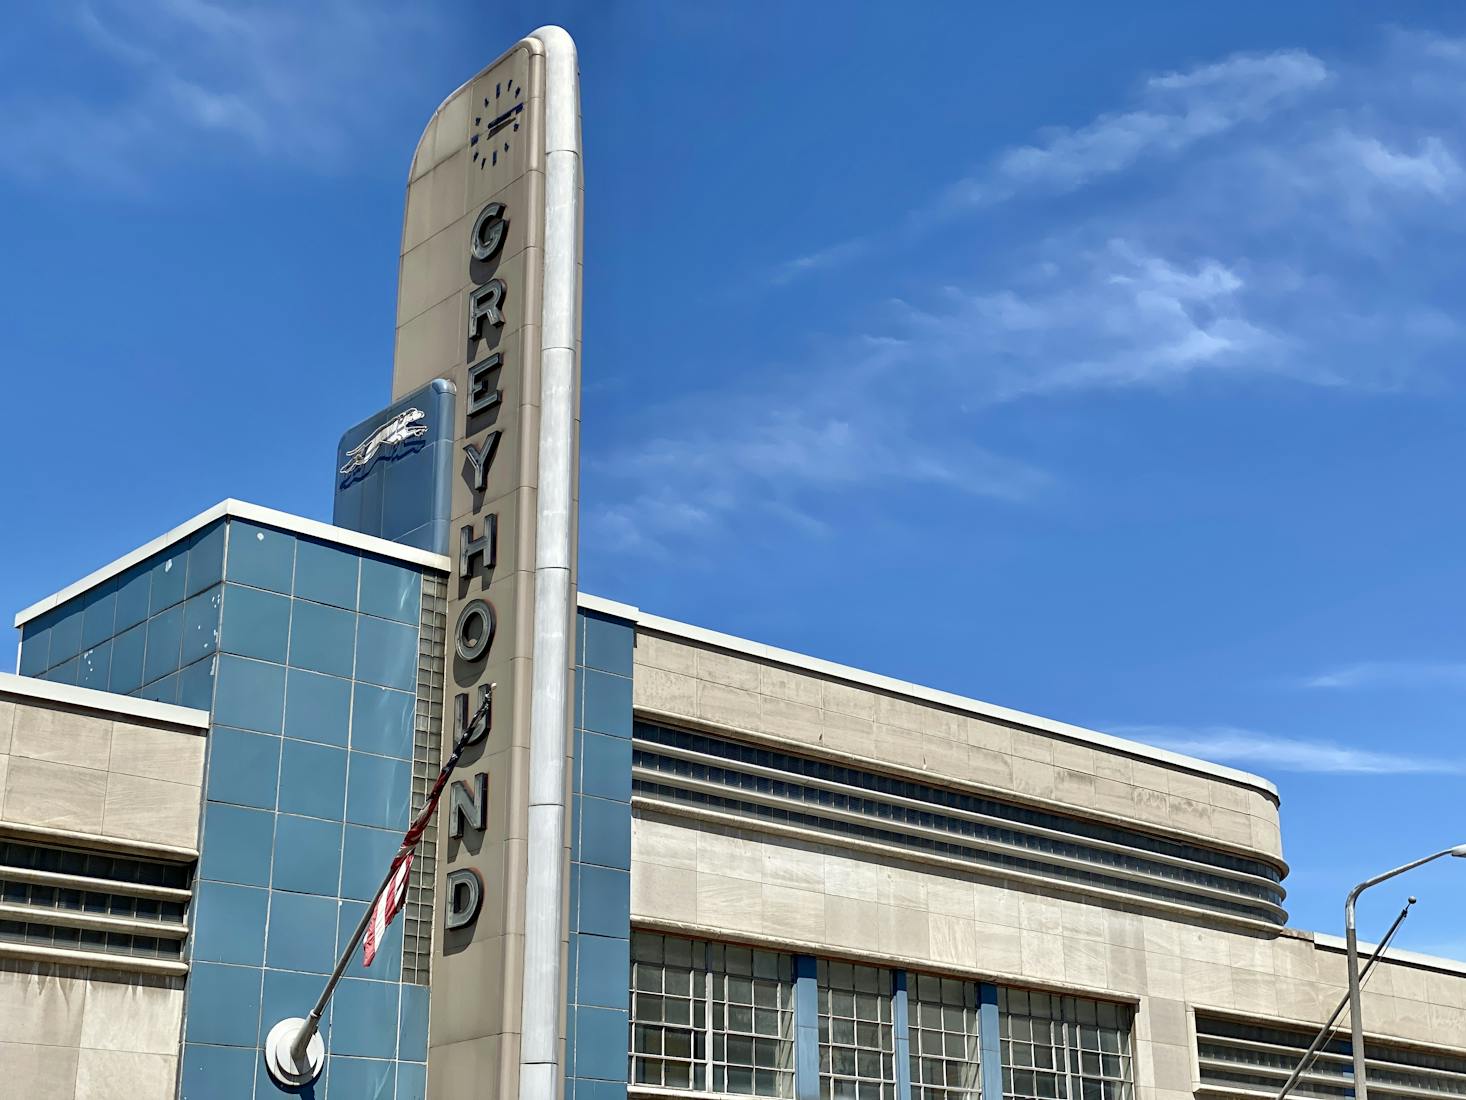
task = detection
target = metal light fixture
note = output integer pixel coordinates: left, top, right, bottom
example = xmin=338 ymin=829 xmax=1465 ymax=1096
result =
xmin=1345 ymin=844 xmax=1466 ymax=1100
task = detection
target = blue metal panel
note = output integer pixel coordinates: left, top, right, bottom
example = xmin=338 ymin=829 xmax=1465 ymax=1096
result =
xmin=979 ymin=983 xmax=1003 ymax=1100
xmin=795 ymin=955 xmax=820 ymax=1100
xmin=333 ymin=379 xmax=456 ymax=556
xmin=894 ymin=971 xmax=913 ymax=1100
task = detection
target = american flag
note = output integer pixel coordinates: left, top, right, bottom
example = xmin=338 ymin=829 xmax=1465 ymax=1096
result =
xmin=361 ymin=688 xmax=491 ymax=967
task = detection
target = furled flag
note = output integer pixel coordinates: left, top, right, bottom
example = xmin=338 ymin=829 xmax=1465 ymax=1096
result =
xmin=360 ymin=687 xmax=492 ymax=967
xmin=362 ymin=849 xmax=413 ymax=967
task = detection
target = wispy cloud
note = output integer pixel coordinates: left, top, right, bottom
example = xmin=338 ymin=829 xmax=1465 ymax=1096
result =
xmin=950 ymin=49 xmax=1329 ymax=208
xmin=0 ymin=0 xmax=442 ymax=189
xmin=1118 ymin=725 xmax=1466 ymax=775
xmin=1303 ymin=661 xmax=1466 ymax=690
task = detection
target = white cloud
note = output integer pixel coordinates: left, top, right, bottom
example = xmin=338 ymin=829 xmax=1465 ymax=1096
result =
xmin=1303 ymin=661 xmax=1466 ymax=690
xmin=963 ymin=50 xmax=1329 ymax=204
xmin=1118 ymin=725 xmax=1466 ymax=775
xmin=0 ymin=0 xmax=443 ymax=188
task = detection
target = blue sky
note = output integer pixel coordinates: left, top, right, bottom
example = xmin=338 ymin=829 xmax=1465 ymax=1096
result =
xmin=3 ymin=0 xmax=1466 ymax=957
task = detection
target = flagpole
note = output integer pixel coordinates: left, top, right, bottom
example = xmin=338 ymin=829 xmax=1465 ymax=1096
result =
xmin=264 ymin=689 xmax=493 ymax=1088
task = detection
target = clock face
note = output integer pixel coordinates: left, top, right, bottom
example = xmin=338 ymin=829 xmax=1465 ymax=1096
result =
xmin=471 ymin=78 xmax=524 ymax=171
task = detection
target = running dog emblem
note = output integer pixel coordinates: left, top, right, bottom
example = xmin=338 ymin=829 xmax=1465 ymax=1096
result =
xmin=340 ymin=408 xmax=429 ymax=475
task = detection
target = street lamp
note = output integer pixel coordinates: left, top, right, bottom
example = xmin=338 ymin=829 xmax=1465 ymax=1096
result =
xmin=1346 ymin=844 xmax=1466 ymax=1100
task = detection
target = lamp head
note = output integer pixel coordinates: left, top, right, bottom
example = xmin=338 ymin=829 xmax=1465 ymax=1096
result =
xmin=1450 ymin=844 xmax=1466 ymax=858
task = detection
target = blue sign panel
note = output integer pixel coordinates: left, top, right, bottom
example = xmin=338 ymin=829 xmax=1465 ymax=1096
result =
xmin=333 ymin=379 xmax=456 ymax=555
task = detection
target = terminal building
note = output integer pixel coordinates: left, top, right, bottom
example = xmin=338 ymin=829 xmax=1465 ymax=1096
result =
xmin=4 ymin=25 xmax=1466 ymax=1100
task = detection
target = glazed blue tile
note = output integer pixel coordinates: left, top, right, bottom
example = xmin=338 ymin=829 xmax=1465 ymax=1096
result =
xmin=576 ymin=866 xmax=630 ymax=938
xmin=136 ymin=670 xmax=175 ymax=703
xmin=294 ymin=539 xmax=360 ymax=611
xmin=284 ymin=669 xmax=350 ymax=747
xmin=42 ymin=658 xmax=78 ymax=686
xmin=354 ymin=616 xmax=416 ymax=692
xmin=227 ymin=520 xmax=296 ymax=595
xmin=582 ymin=614 xmax=633 ymax=677
xmin=350 ymin=682 xmax=415 ymax=759
xmin=213 ymin=655 xmax=286 ymax=735
xmin=150 ymin=542 xmax=189 ymax=614
xmin=181 ymin=586 xmax=225 ymax=665
xmin=80 ymin=583 xmax=117 ymax=649
xmin=219 ymin=584 xmax=288 ymax=663
xmin=271 ymin=813 xmax=343 ymax=895
xmin=188 ymin=521 xmax=227 ymax=596
xmin=345 ymin=753 xmax=410 ymax=831
xmin=114 ymin=564 xmax=151 ymax=633
xmin=266 ymin=891 xmax=338 ymax=974
xmin=18 ymin=624 xmax=48 ymax=677
xmin=77 ymin=639 xmax=111 ymax=691
xmin=340 ymin=825 xmax=400 ymax=901
xmin=254 ymin=1067 xmax=319 ymax=1100
xmin=581 ymin=670 xmax=632 ymax=739
xmin=580 ymin=732 xmax=632 ymax=803
xmin=576 ymin=932 xmax=630 ymax=1010
xmin=399 ymin=984 xmax=429 ymax=1062
xmin=397 ymin=1060 xmax=427 ymax=1100
xmin=331 ymin=978 xmax=400 ymax=1058
xmin=289 ymin=600 xmax=356 ymax=679
xmin=336 ymin=899 xmax=401 ymax=981
xmin=179 ymin=655 xmax=217 ymax=711
xmin=48 ymin=601 xmax=83 ymax=667
xmin=573 ymin=1080 xmax=628 ymax=1100
xmin=201 ymin=803 xmax=274 ymax=887
xmin=575 ymin=1006 xmax=631 ymax=1081
xmin=278 ymin=740 xmax=347 ymax=821
xmin=180 ymin=1043 xmax=256 ymax=1099
xmin=185 ymin=962 xmax=262 ymax=1046
xmin=329 ymin=1056 xmax=395 ymax=1100
xmin=143 ymin=604 xmax=185 ymax=686
xmin=258 ymin=968 xmax=332 ymax=1045
xmin=108 ymin=623 xmax=146 ymax=694
xmin=359 ymin=557 xmax=419 ymax=625
xmin=192 ymin=881 xmax=268 ymax=966
xmin=578 ymin=797 xmax=632 ymax=870
xmin=206 ymin=726 xmax=281 ymax=810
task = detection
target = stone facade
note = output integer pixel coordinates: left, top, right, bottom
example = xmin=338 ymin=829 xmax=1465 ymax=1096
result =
xmin=618 ymin=609 xmax=1466 ymax=1100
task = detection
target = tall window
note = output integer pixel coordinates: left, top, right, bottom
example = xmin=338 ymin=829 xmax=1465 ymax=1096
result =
xmin=818 ymin=960 xmax=897 ymax=1100
xmin=909 ymin=976 xmax=982 ymax=1100
xmin=630 ymin=932 xmax=796 ymax=1097
xmin=999 ymin=990 xmax=1132 ymax=1100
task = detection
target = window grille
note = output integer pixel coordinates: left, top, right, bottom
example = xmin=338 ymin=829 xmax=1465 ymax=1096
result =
xmin=630 ymin=932 xmax=796 ymax=1097
xmin=999 ymin=989 xmax=1132 ymax=1100
xmin=819 ymin=960 xmax=897 ymax=1100
xmin=910 ymin=975 xmax=983 ymax=1100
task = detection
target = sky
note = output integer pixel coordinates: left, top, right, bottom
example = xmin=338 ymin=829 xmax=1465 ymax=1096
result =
xmin=3 ymin=0 xmax=1466 ymax=960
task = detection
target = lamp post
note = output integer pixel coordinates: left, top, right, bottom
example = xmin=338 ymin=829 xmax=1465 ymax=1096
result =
xmin=1345 ymin=844 xmax=1466 ymax=1100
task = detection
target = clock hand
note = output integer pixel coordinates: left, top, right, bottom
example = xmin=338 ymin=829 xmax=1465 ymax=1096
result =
xmin=485 ymin=102 xmax=524 ymax=135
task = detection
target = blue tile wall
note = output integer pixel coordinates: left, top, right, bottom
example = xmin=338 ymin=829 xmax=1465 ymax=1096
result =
xmin=181 ymin=517 xmax=429 ymax=1098
xmin=13 ymin=513 xmax=434 ymax=1098
xmin=567 ymin=609 xmax=635 ymax=1100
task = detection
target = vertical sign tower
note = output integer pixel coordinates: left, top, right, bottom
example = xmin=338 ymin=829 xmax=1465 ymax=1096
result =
xmin=392 ymin=28 xmax=582 ymax=1100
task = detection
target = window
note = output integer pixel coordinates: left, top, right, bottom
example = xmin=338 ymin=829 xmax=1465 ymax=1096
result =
xmin=910 ymin=975 xmax=982 ymax=1100
xmin=630 ymin=932 xmax=796 ymax=1097
xmin=1000 ymin=990 xmax=1132 ymax=1100
xmin=819 ymin=960 xmax=896 ymax=1100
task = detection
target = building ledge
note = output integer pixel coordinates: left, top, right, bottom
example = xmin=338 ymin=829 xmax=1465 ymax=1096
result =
xmin=0 ymin=671 xmax=209 ymax=729
xmin=14 ymin=498 xmax=452 ymax=629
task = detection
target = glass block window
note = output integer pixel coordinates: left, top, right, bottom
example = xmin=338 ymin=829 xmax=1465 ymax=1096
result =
xmin=630 ymin=932 xmax=796 ymax=1097
xmin=910 ymin=975 xmax=982 ymax=1100
xmin=818 ymin=960 xmax=896 ymax=1100
xmin=1000 ymin=989 xmax=1132 ymax=1100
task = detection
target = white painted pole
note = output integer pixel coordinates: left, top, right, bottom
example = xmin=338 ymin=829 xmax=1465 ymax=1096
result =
xmin=520 ymin=25 xmax=581 ymax=1100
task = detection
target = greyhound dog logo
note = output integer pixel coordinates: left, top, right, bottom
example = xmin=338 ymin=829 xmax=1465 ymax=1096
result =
xmin=340 ymin=408 xmax=429 ymax=475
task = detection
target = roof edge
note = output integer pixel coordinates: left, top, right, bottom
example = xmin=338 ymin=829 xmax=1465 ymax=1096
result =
xmin=14 ymin=500 xmax=451 ymax=628
xmin=575 ymin=593 xmax=1279 ymax=802
xmin=0 ymin=670 xmax=210 ymax=728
